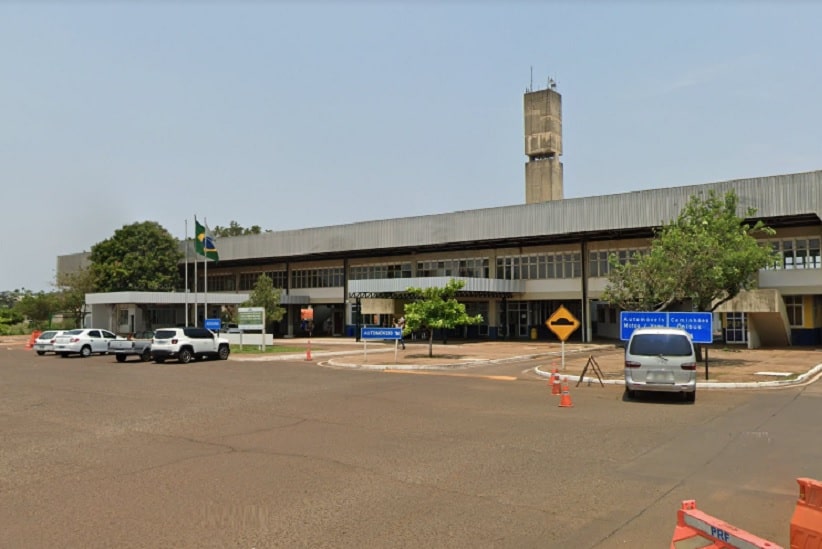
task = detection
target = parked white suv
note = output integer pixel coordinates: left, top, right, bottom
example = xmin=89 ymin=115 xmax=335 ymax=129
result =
xmin=53 ymin=329 xmax=120 ymax=357
xmin=624 ymin=327 xmax=697 ymax=402
xmin=150 ymin=327 xmax=230 ymax=364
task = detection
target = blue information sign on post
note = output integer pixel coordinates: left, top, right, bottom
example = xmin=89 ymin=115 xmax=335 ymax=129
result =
xmin=361 ymin=327 xmax=402 ymax=340
xmin=620 ymin=311 xmax=713 ymax=344
xmin=205 ymin=318 xmax=222 ymax=331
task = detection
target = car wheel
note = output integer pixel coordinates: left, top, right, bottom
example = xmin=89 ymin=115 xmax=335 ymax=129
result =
xmin=155 ymin=357 xmax=165 ymax=364
xmin=685 ymin=391 xmax=696 ymax=403
xmin=624 ymin=387 xmax=635 ymax=399
xmin=140 ymin=348 xmax=151 ymax=362
xmin=115 ymin=354 xmax=127 ymax=363
xmin=178 ymin=348 xmax=193 ymax=364
xmin=80 ymin=346 xmax=92 ymax=358
xmin=218 ymin=345 xmax=230 ymax=360
xmin=36 ymin=351 xmax=45 ymax=356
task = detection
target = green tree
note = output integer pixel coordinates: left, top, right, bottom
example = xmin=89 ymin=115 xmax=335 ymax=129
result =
xmin=211 ymin=221 xmax=264 ymax=238
xmin=602 ymin=190 xmax=778 ymax=313
xmin=403 ymin=279 xmax=483 ymax=357
xmin=0 ymin=289 xmax=24 ymax=309
xmin=240 ymin=274 xmax=285 ymax=332
xmin=0 ymin=290 xmax=25 ymax=333
xmin=89 ymin=221 xmax=183 ymax=292
xmin=14 ymin=290 xmax=60 ymax=328
xmin=55 ymin=267 xmax=97 ymax=328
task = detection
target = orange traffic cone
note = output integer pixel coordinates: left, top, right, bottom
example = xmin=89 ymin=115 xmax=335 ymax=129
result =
xmin=305 ymin=338 xmax=312 ymax=361
xmin=551 ymin=370 xmax=562 ymax=396
xmin=558 ymin=380 xmax=573 ymax=408
xmin=26 ymin=330 xmax=41 ymax=349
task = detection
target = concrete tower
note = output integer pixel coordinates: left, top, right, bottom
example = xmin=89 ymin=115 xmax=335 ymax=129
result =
xmin=524 ymin=85 xmax=563 ymax=203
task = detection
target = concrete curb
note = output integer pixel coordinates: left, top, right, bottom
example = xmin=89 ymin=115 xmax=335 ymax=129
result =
xmin=234 ymin=346 xmax=822 ymax=389
xmin=322 ymin=347 xmax=606 ymax=371
xmin=534 ymin=363 xmax=822 ymax=389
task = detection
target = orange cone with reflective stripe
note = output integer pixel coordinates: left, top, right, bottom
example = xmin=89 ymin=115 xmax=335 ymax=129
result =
xmin=558 ymin=379 xmax=573 ymax=408
xmin=546 ymin=368 xmax=555 ymax=388
xmin=551 ymin=370 xmax=562 ymax=396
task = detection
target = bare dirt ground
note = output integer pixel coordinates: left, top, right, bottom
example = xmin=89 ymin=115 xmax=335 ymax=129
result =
xmin=239 ymin=337 xmax=822 ymax=385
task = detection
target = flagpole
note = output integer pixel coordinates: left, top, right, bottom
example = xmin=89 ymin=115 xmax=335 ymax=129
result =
xmin=194 ymin=215 xmax=199 ymax=327
xmin=204 ymin=217 xmax=209 ymax=322
xmin=184 ymin=219 xmax=189 ymax=326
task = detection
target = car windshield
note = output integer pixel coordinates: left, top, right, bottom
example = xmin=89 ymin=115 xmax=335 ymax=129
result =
xmin=629 ymin=334 xmax=693 ymax=356
xmin=154 ymin=330 xmax=176 ymax=339
xmin=65 ymin=329 xmax=83 ymax=335
xmin=39 ymin=331 xmax=57 ymax=339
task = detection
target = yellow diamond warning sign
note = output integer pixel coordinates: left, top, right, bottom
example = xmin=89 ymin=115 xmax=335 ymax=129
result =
xmin=546 ymin=305 xmax=580 ymax=342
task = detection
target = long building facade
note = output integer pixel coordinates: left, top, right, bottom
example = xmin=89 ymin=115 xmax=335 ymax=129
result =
xmin=59 ymin=170 xmax=822 ymax=348
xmin=55 ymin=87 xmax=822 ymax=346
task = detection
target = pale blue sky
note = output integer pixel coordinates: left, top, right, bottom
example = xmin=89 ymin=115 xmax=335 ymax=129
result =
xmin=2 ymin=1 xmax=820 ymax=292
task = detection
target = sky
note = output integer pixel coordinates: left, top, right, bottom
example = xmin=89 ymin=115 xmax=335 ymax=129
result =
xmin=2 ymin=1 xmax=821 ymax=292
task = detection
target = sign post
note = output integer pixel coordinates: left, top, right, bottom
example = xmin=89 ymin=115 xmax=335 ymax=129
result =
xmin=546 ymin=305 xmax=581 ymax=370
xmin=301 ymin=307 xmax=314 ymax=361
xmin=238 ymin=307 xmax=266 ymax=352
xmin=360 ymin=327 xmax=402 ymax=364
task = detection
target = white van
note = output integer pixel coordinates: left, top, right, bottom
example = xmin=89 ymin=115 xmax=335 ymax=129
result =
xmin=624 ymin=327 xmax=697 ymax=402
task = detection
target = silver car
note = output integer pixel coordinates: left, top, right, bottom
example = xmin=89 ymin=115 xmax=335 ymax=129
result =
xmin=624 ymin=327 xmax=697 ymax=402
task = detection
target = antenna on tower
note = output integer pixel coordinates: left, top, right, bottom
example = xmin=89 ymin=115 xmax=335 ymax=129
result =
xmin=529 ymin=66 xmax=533 ymax=92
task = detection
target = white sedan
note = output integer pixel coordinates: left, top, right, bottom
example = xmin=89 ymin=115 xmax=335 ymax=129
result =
xmin=53 ymin=329 xmax=120 ymax=357
xmin=32 ymin=330 xmax=65 ymax=355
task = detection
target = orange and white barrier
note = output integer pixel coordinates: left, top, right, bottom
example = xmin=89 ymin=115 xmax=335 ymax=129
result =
xmin=670 ymin=499 xmax=783 ymax=549
xmin=791 ymin=477 xmax=822 ymax=549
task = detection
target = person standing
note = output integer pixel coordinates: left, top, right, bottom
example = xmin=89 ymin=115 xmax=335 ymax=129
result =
xmin=395 ymin=315 xmax=406 ymax=350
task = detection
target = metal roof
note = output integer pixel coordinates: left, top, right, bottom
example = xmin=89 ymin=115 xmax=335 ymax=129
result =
xmin=59 ymin=170 xmax=822 ymax=270
xmin=215 ymin=170 xmax=822 ymax=265
xmin=85 ymin=291 xmax=309 ymax=305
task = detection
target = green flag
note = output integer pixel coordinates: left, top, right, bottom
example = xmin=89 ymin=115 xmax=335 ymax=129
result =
xmin=194 ymin=218 xmax=219 ymax=261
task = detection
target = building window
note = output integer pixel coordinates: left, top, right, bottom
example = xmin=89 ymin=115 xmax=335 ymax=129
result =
xmin=767 ymin=238 xmax=821 ymax=270
xmin=784 ymin=295 xmax=804 ymax=327
xmin=587 ymin=247 xmax=647 ymax=277
xmin=201 ymin=274 xmax=235 ymax=291
xmin=350 ymin=262 xmax=413 ymax=280
xmin=496 ymin=252 xmax=581 ymax=280
xmin=417 ymin=258 xmax=488 ymax=278
xmin=291 ymin=267 xmax=344 ymax=289
xmin=239 ymin=271 xmax=286 ymax=291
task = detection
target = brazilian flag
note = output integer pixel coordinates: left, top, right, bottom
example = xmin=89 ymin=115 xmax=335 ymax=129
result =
xmin=194 ymin=218 xmax=219 ymax=261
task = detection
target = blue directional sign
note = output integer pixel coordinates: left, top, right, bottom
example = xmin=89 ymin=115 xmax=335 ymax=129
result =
xmin=361 ymin=327 xmax=402 ymax=340
xmin=205 ymin=318 xmax=222 ymax=331
xmin=620 ymin=311 xmax=713 ymax=344
xmin=668 ymin=312 xmax=714 ymax=344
